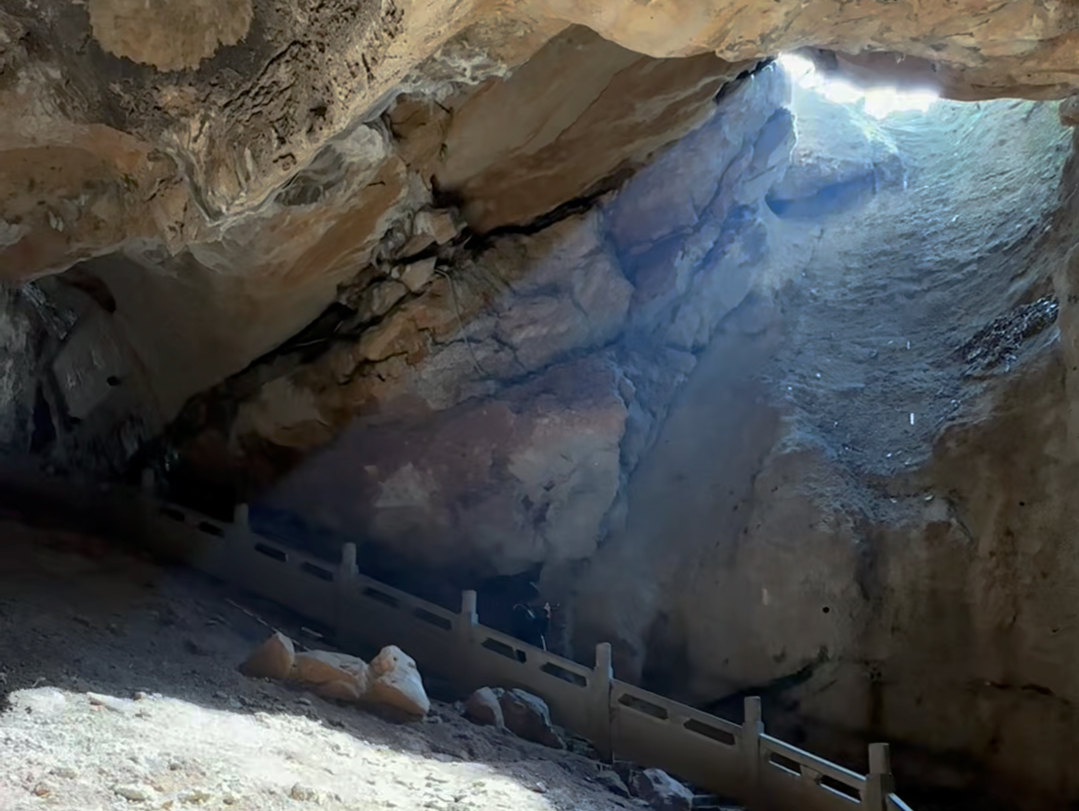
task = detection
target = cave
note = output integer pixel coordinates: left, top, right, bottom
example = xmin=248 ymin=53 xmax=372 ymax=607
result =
xmin=4 ymin=3 xmax=1079 ymax=810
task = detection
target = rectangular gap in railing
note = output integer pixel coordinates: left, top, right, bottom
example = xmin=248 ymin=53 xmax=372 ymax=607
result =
xmin=683 ymin=718 xmax=736 ymax=746
xmin=414 ymin=608 xmax=452 ymax=631
xmin=362 ymin=587 xmax=400 ymax=609
xmin=768 ymin=752 xmax=802 ymax=776
xmin=197 ymin=521 xmax=224 ymax=537
xmin=818 ymin=775 xmax=862 ymax=803
xmin=481 ymin=636 xmax=522 ymax=661
xmin=617 ymin=692 xmax=670 ymax=720
xmin=160 ymin=506 xmax=186 ymax=523
xmin=300 ymin=562 xmax=335 ymax=582
xmin=254 ymin=543 xmax=288 ymax=562
xmin=540 ymin=662 xmax=587 ymax=687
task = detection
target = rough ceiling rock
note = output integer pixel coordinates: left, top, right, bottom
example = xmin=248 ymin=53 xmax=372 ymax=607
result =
xmin=2 ymin=0 xmax=1079 ymax=279
xmin=87 ymin=0 xmax=254 ymax=71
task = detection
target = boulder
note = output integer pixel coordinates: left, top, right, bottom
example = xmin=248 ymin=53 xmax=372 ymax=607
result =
xmin=628 ymin=768 xmax=694 ymax=811
xmin=595 ymin=769 xmax=630 ymax=798
xmin=239 ymin=632 xmax=295 ymax=680
xmin=464 ymin=687 xmax=505 ymax=727
xmin=498 ymin=688 xmax=565 ymax=749
xmin=290 ymin=650 xmax=370 ymax=703
xmin=366 ymin=645 xmax=430 ymax=717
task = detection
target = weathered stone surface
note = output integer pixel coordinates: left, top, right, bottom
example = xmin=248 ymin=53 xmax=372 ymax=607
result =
xmin=260 ymin=355 xmax=629 ymax=576
xmin=290 ymin=650 xmax=370 ymax=702
xmin=398 ymin=258 xmax=437 ymax=293
xmin=767 ymin=90 xmax=904 ymax=214
xmin=628 ymin=769 xmax=693 ymax=811
xmin=239 ymin=632 xmax=295 ymax=680
xmin=464 ymin=687 xmax=505 ymax=727
xmin=498 ymin=689 xmax=565 ymax=749
xmin=87 ymin=0 xmax=253 ymax=71
xmin=366 ymin=645 xmax=430 ymax=718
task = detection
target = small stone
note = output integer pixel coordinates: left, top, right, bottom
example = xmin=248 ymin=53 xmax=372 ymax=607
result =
xmin=498 ymin=689 xmax=564 ymax=749
xmin=400 ymin=258 xmax=437 ymax=293
xmin=596 ymin=770 xmax=630 ymax=798
xmin=628 ymin=769 xmax=693 ymax=811
xmin=239 ymin=632 xmax=295 ymax=680
xmin=113 ymin=783 xmax=155 ymax=802
xmin=290 ymin=784 xmax=319 ymax=802
xmin=291 ymin=650 xmax=369 ymax=703
xmin=183 ymin=638 xmax=210 ymax=656
xmin=366 ymin=645 xmax=430 ymax=718
xmin=222 ymin=795 xmax=237 ymax=805
xmin=32 ymin=782 xmax=52 ymax=797
xmin=530 ymin=781 xmax=548 ymax=794
xmin=352 ymin=279 xmax=408 ymax=323
xmin=51 ymin=766 xmax=79 ymax=779
xmin=464 ymin=687 xmax=504 ymax=728
xmin=179 ymin=789 xmax=212 ymax=804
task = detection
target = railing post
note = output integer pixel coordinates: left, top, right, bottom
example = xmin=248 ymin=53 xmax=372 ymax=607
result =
xmin=232 ymin=502 xmax=249 ymax=528
xmin=334 ymin=543 xmax=359 ymax=646
xmin=592 ymin=642 xmax=614 ymax=762
xmin=865 ymin=743 xmax=894 ymax=811
xmin=743 ymin=697 xmax=764 ymax=809
xmin=457 ymin=590 xmax=479 ymax=687
xmin=339 ymin=542 xmax=358 ymax=580
xmin=459 ymin=590 xmax=478 ymax=644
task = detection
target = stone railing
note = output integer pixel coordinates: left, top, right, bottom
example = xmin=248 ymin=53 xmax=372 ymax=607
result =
xmin=133 ymin=481 xmax=913 ymax=811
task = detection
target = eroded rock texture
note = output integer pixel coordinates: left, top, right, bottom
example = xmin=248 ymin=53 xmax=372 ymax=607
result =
xmin=5 ymin=1 xmax=1079 ymax=809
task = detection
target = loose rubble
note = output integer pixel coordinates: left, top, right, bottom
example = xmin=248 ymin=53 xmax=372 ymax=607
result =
xmin=240 ymin=633 xmax=429 ymax=718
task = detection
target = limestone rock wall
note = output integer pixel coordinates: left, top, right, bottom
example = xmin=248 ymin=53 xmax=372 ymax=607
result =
xmin=564 ymin=94 xmax=1077 ymax=809
xmin=203 ymin=64 xmax=795 ymax=582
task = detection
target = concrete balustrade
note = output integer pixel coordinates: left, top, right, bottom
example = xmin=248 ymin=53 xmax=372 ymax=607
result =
xmin=132 ymin=480 xmax=909 ymax=811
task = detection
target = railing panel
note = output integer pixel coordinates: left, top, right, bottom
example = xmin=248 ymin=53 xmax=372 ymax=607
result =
xmin=610 ymin=681 xmax=745 ymax=800
xmin=225 ymin=533 xmax=337 ymax=626
xmin=145 ymin=502 xmax=232 ymax=578
xmin=465 ymin=626 xmax=593 ymax=731
xmin=336 ymin=580 xmax=464 ymax=677
xmin=128 ymin=487 xmax=917 ymax=811
xmin=760 ymin=735 xmax=867 ymax=811
xmin=762 ymin=735 xmax=868 ymax=790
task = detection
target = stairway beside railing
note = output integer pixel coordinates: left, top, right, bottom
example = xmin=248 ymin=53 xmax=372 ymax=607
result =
xmin=131 ymin=476 xmax=913 ymax=811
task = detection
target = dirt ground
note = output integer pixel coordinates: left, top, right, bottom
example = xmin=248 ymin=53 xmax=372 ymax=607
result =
xmin=0 ymin=517 xmax=649 ymax=811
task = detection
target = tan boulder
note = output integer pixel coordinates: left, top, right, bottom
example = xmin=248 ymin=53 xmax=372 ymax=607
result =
xmin=239 ymin=632 xmax=295 ymax=680
xmin=290 ymin=650 xmax=370 ymax=702
xmin=464 ymin=687 xmax=504 ymax=727
xmin=366 ymin=645 xmax=430 ymax=717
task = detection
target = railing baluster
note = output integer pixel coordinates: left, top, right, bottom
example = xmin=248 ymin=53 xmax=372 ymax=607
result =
xmin=865 ymin=742 xmax=894 ymax=811
xmin=743 ymin=697 xmax=764 ymax=809
xmin=592 ymin=642 xmax=613 ymax=762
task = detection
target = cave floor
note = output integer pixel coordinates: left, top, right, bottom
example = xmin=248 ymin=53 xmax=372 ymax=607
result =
xmin=0 ymin=520 xmax=633 ymax=811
